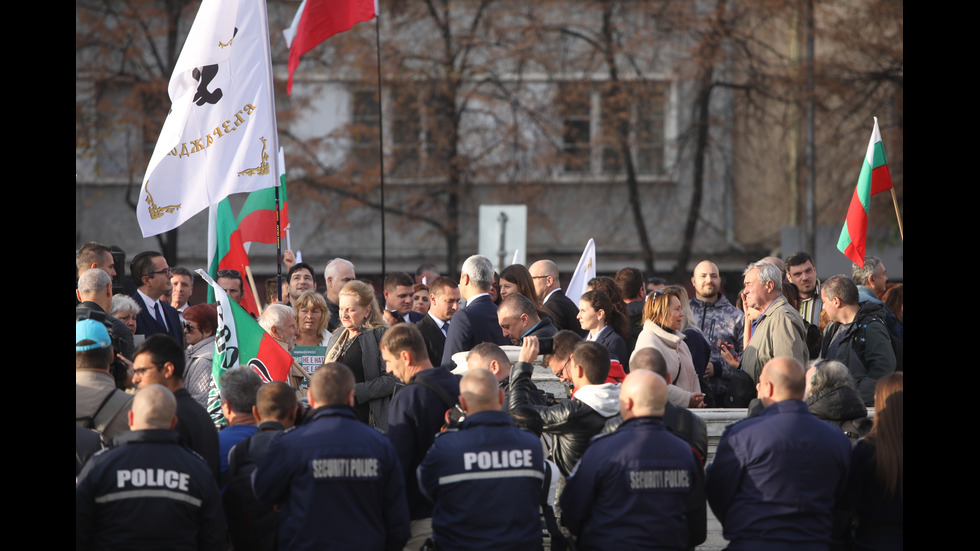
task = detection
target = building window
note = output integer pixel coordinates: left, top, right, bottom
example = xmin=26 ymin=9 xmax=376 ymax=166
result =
xmin=559 ymin=80 xmax=667 ymax=177
xmin=350 ymin=84 xmax=451 ymax=180
xmin=350 ymin=89 xmax=381 ymax=171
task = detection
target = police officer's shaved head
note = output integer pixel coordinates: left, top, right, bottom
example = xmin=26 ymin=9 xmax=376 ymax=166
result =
xmin=309 ymin=362 xmax=355 ymax=408
xmin=760 ymin=357 xmax=806 ymax=402
xmin=620 ymin=370 xmax=667 ymax=420
xmin=130 ymin=384 xmax=177 ymax=430
xmin=459 ymin=368 xmax=503 ymax=413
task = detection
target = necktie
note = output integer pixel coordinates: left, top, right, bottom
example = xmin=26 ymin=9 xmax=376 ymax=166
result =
xmin=154 ymin=302 xmax=167 ymax=330
xmin=443 ymin=320 xmax=450 ymax=336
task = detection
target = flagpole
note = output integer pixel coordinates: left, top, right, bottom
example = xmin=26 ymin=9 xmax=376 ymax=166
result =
xmin=374 ymin=13 xmax=387 ymax=276
xmin=245 ymin=266 xmax=262 ymax=312
xmin=276 ymin=148 xmax=285 ymax=302
xmin=275 ymin=184 xmax=283 ymax=302
xmin=889 ymin=188 xmax=904 ymax=240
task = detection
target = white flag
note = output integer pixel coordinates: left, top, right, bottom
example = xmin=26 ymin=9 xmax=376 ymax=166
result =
xmin=565 ymin=239 xmax=596 ymax=306
xmin=282 ymin=0 xmax=307 ymax=48
xmin=138 ymin=0 xmax=280 ymax=237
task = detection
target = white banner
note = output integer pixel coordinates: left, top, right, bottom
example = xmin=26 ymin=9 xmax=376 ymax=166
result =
xmin=138 ymin=0 xmax=280 ymax=237
xmin=565 ymin=238 xmax=596 ymax=306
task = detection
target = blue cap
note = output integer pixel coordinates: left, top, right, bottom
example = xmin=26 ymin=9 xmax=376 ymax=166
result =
xmin=76 ymin=319 xmax=111 ymax=352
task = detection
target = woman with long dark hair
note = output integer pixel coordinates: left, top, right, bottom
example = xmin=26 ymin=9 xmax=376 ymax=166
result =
xmin=499 ymin=264 xmax=540 ymax=305
xmin=578 ymin=289 xmax=630 ymax=374
xmin=840 ymin=372 xmax=903 ymax=550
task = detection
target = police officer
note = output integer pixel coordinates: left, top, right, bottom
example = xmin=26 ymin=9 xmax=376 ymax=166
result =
xmin=75 ymin=385 xmax=225 ymax=551
xmin=252 ymin=363 xmax=410 ymax=551
xmin=561 ymin=370 xmax=706 ymax=550
xmin=419 ymin=368 xmax=546 ymax=551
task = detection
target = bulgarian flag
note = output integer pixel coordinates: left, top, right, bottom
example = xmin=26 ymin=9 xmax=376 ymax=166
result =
xmin=207 ymin=199 xmax=261 ymax=317
xmin=199 ymin=269 xmax=294 ymax=387
xmin=285 ymin=0 xmax=378 ymax=95
xmin=236 ymin=147 xmax=289 ymax=245
xmin=837 ymin=117 xmax=893 ymax=268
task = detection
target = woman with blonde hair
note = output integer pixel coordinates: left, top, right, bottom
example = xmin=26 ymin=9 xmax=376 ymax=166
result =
xmin=324 ymin=280 xmax=395 ymax=431
xmin=631 ymin=287 xmax=704 ymax=408
xmin=294 ymin=291 xmax=331 ymax=347
xmin=840 ymin=372 xmax=903 ymax=550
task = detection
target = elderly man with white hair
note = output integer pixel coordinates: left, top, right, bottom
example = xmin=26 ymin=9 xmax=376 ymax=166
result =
xmin=740 ymin=260 xmax=809 ymax=382
xmin=441 ymin=255 xmax=509 ymax=366
xmin=76 ymin=268 xmax=134 ymax=360
xmin=258 ymin=304 xmax=309 ymax=392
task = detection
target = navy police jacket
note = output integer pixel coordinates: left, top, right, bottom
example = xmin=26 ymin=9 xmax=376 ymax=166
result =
xmin=561 ymin=417 xmax=706 ymax=551
xmin=75 ymin=429 xmax=226 ymax=551
xmin=253 ymin=407 xmax=410 ymax=551
xmin=419 ymin=410 xmax=545 ymax=551
xmin=705 ymin=399 xmax=851 ymax=551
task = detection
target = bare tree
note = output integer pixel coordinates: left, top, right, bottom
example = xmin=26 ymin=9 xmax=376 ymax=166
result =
xmin=76 ymin=0 xmax=201 ymax=261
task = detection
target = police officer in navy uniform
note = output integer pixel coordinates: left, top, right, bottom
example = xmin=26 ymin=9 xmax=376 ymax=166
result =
xmin=561 ymin=370 xmax=706 ymax=551
xmin=253 ymin=363 xmax=410 ymax=551
xmin=76 ymin=384 xmax=225 ymax=551
xmin=706 ymin=357 xmax=850 ymax=551
xmin=419 ymin=368 xmax=546 ymax=551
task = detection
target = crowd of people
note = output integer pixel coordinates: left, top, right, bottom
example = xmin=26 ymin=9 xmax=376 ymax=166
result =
xmin=76 ymin=241 xmax=903 ymax=550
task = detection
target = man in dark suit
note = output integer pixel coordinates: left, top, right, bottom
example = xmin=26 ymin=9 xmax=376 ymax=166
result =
xmin=441 ymin=255 xmax=510 ymax=367
xmin=129 ymin=251 xmax=183 ymax=345
xmin=416 ymin=277 xmax=461 ymax=366
xmin=530 ymin=259 xmax=586 ymax=336
xmin=383 ymin=272 xmax=425 ymax=324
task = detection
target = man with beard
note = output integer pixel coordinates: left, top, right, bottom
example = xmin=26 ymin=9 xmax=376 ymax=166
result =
xmin=689 ymin=261 xmax=743 ymax=407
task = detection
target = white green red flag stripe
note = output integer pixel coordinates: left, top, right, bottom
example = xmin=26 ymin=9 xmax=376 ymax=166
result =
xmin=199 ymin=270 xmax=294 ymax=385
xmin=837 ymin=117 xmax=893 ymax=268
xmin=236 ymin=156 xmax=288 ymax=245
xmin=207 ymin=199 xmax=261 ymax=317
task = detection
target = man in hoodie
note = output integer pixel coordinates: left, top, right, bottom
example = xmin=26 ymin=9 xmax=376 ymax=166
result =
xmin=689 ymin=260 xmax=743 ymax=407
xmin=509 ymin=338 xmax=620 ymax=477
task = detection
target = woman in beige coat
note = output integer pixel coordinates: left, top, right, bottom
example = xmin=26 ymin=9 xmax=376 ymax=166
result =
xmin=630 ymin=287 xmax=705 ymax=408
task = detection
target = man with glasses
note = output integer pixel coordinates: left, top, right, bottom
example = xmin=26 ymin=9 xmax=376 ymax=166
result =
xmin=529 ymin=259 xmax=585 ymax=335
xmin=129 ymin=251 xmax=183 ymax=344
xmin=132 ymin=335 xmax=220 ymax=481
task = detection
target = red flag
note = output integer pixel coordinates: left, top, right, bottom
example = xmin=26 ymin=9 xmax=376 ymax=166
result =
xmin=287 ymin=0 xmax=378 ymax=95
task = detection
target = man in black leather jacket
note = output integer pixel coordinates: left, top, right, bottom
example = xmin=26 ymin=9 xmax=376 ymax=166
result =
xmin=509 ymin=338 xmax=620 ymax=477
